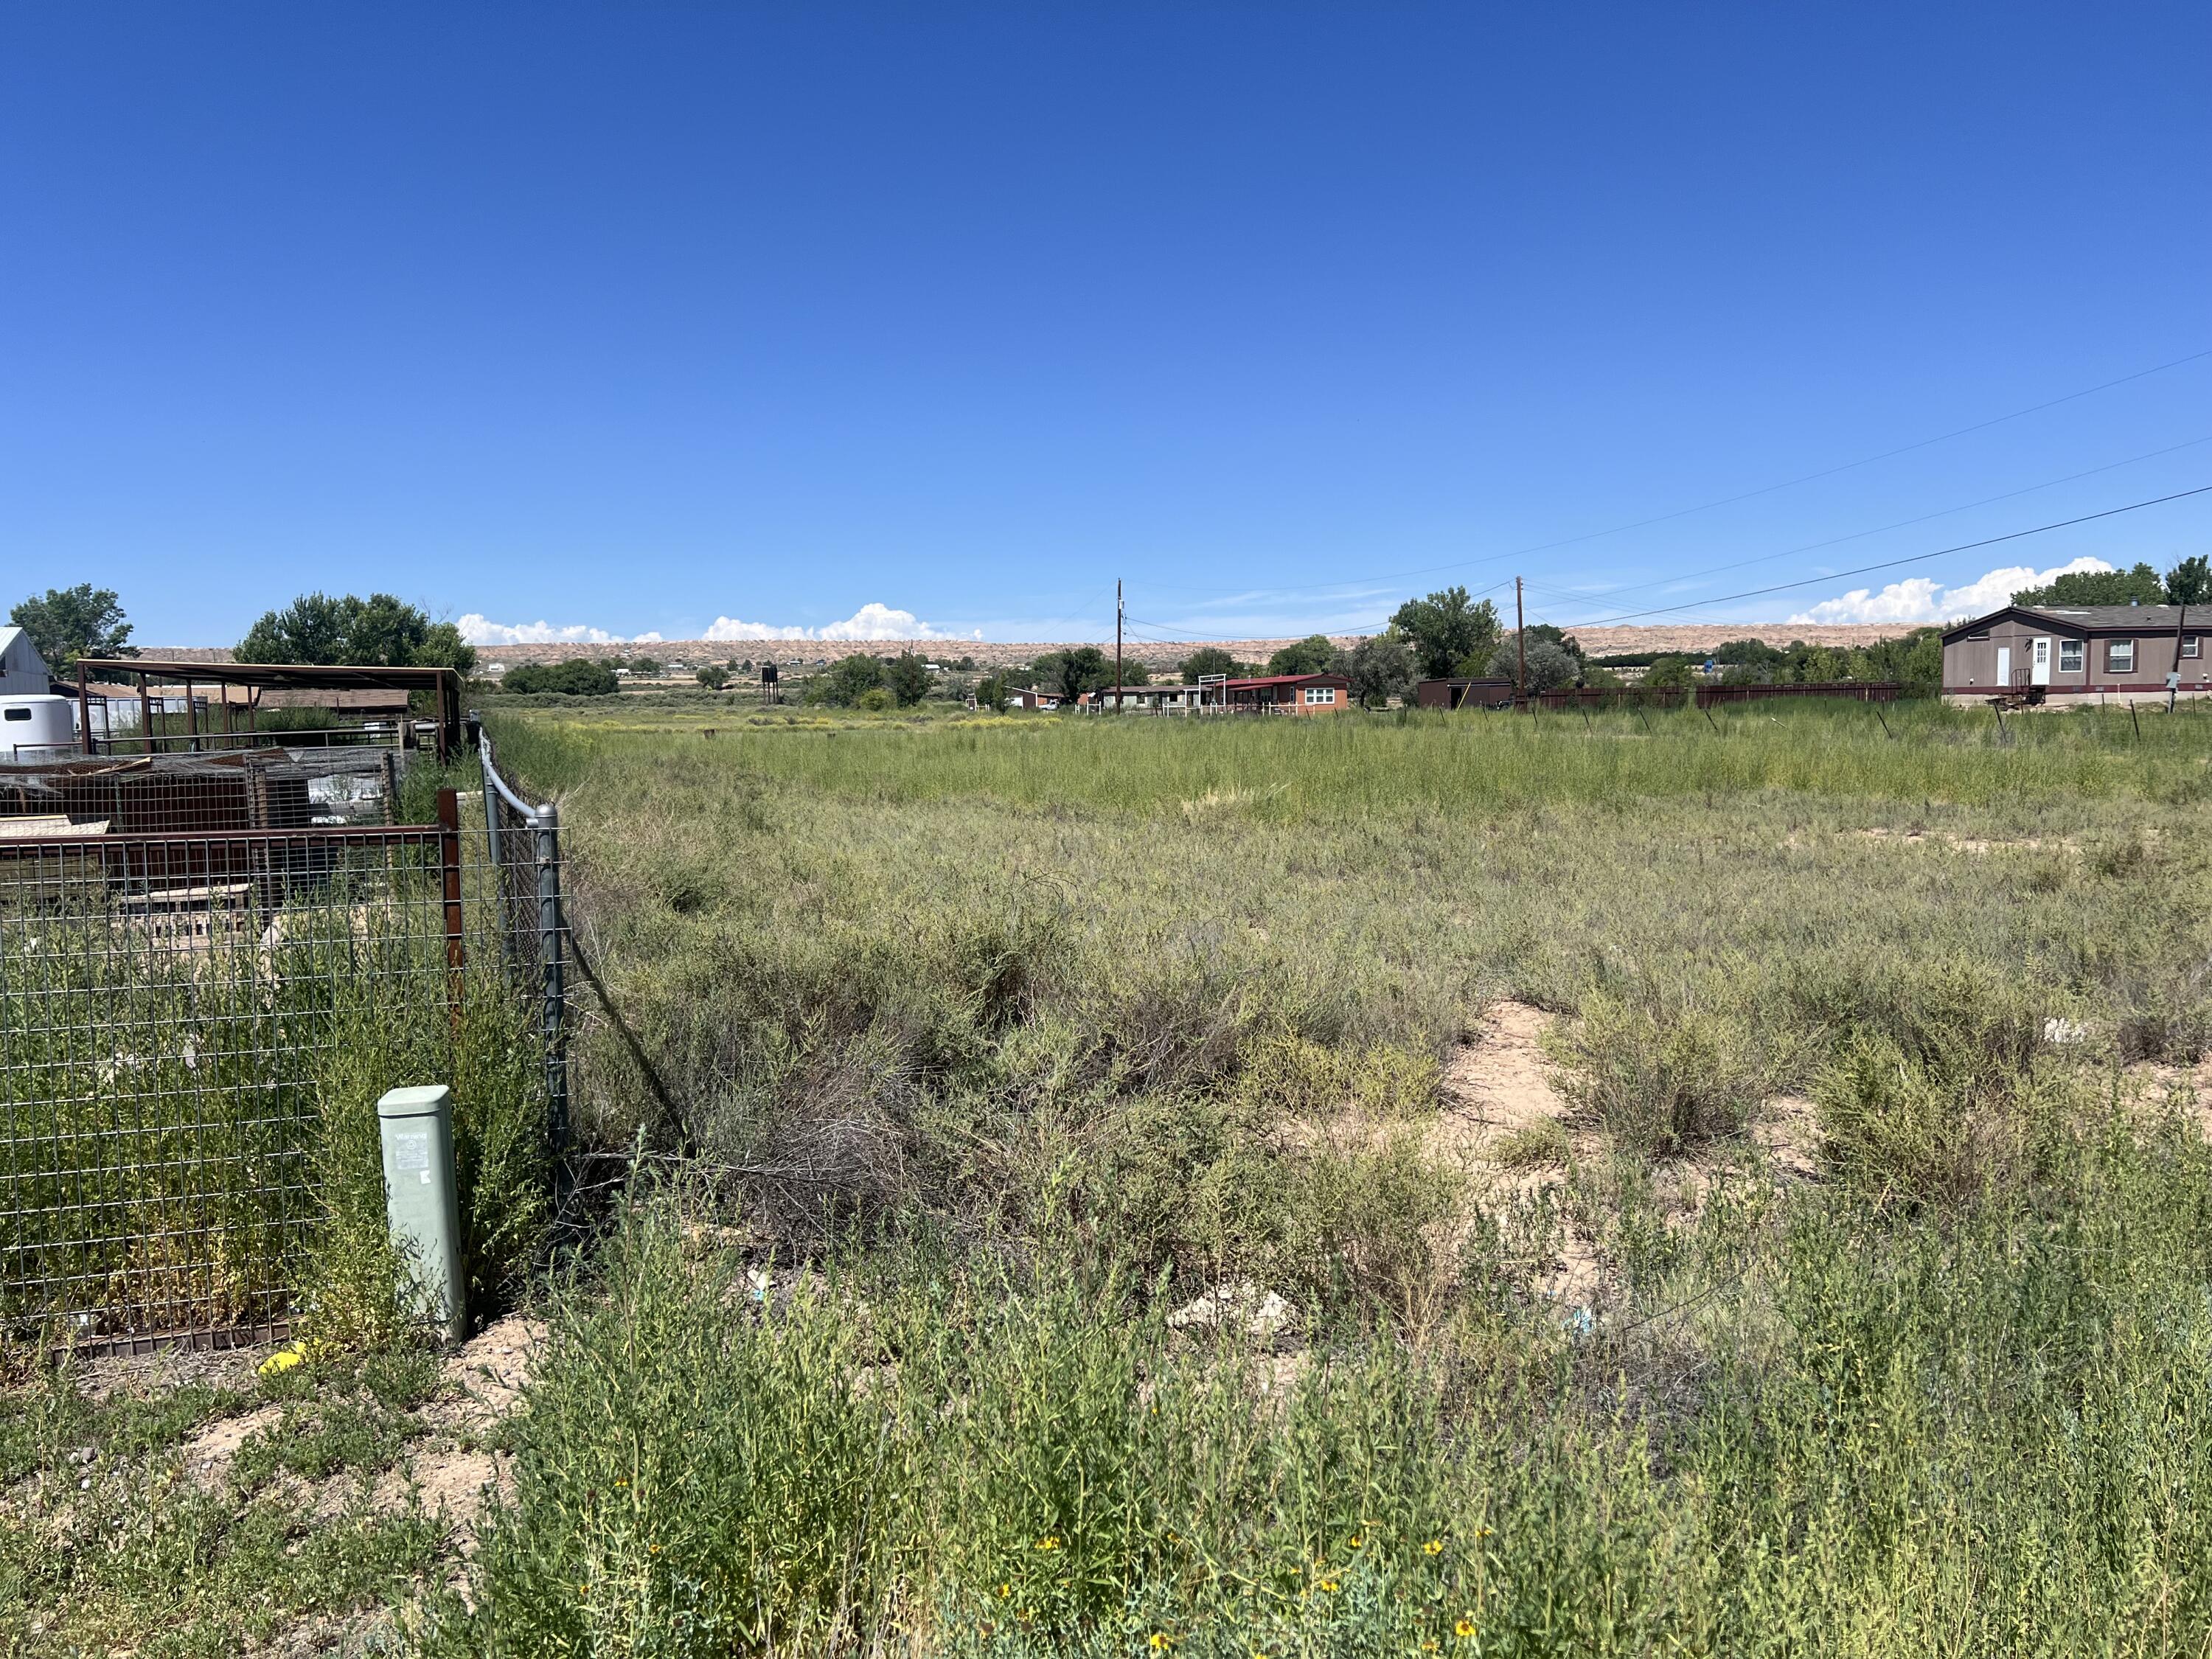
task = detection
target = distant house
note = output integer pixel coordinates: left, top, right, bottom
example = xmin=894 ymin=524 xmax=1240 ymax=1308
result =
xmin=1941 ymin=604 xmax=2210 ymax=703
xmin=0 ymin=626 xmax=52 ymax=696
xmin=1084 ymin=674 xmax=1352 ymax=714
xmin=1091 ymin=683 xmax=1208 ymax=713
xmin=1220 ymin=672 xmax=1351 ymax=714
xmin=1007 ymin=686 xmax=1064 ymax=710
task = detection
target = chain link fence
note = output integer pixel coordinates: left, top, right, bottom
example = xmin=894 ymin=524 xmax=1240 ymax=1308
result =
xmin=476 ymin=719 xmax=568 ymax=1175
xmin=0 ymin=738 xmax=564 ymax=1354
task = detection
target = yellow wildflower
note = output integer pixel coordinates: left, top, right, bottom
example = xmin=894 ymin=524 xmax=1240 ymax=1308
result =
xmin=1455 ymin=1617 xmax=1476 ymax=1638
xmin=1423 ymin=1539 xmax=1444 ymax=1556
xmin=1034 ymin=1535 xmax=1061 ymax=1551
xmin=997 ymin=1583 xmax=1011 ymax=1599
xmin=1320 ymin=1579 xmax=1340 ymax=1593
xmin=1148 ymin=1635 xmax=1175 ymax=1652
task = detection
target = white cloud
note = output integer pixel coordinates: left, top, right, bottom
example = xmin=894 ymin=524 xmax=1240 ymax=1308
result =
xmin=462 ymin=603 xmax=978 ymax=647
xmin=1787 ymin=557 xmax=2115 ymax=627
xmin=705 ymin=602 xmax=980 ymax=642
xmin=457 ymin=614 xmax=625 ymax=646
xmin=700 ymin=616 xmax=811 ymax=641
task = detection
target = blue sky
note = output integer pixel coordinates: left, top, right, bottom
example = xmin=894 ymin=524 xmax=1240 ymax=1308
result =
xmin=4 ymin=2 xmax=2208 ymax=647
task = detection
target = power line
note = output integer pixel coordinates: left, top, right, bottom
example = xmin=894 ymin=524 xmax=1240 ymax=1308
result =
xmin=1492 ymin=346 xmax=2212 ymax=561
xmin=1128 ymin=344 xmax=2212 ymax=600
xmin=1548 ymin=431 xmax=2212 ymax=613
xmin=1543 ymin=484 xmax=2212 ymax=628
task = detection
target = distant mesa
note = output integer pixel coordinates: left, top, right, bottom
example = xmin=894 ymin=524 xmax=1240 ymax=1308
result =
xmin=145 ymin=622 xmax=1915 ymax=673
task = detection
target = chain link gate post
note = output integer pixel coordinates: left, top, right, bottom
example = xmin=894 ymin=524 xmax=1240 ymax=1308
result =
xmin=533 ymin=800 xmax=569 ymax=1197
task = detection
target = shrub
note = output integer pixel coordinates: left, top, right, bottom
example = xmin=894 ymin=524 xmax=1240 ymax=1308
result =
xmin=1551 ymin=984 xmax=1766 ymax=1155
xmin=857 ymin=686 xmax=896 ymax=713
xmin=1813 ymin=1032 xmax=2068 ymax=1204
xmin=504 ymin=658 xmax=618 ymax=695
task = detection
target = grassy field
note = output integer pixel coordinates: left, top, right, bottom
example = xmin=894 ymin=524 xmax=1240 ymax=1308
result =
xmin=420 ymin=700 xmax=2212 ymax=1654
xmin=10 ymin=698 xmax=2212 ymax=1653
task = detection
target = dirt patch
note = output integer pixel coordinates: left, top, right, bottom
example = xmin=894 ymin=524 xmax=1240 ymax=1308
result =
xmin=1436 ymin=1001 xmax=1820 ymax=1313
xmin=1433 ymin=1001 xmax=1576 ymax=1164
xmin=2127 ymin=1055 xmax=2212 ymax=1137
xmin=1855 ymin=827 xmax=2076 ymax=855
xmin=367 ymin=1314 xmax=546 ymax=1545
xmin=181 ymin=1402 xmax=284 ymax=1486
xmin=422 ymin=1314 xmax=543 ymax=1440
xmin=74 ymin=1343 xmax=262 ymax=1406
xmin=1754 ymin=1095 xmax=1822 ymax=1179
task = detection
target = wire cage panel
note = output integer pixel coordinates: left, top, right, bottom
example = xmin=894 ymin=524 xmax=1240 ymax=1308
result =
xmin=0 ymin=824 xmax=464 ymax=1345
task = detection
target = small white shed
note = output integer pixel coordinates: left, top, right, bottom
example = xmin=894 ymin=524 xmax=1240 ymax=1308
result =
xmin=0 ymin=626 xmax=52 ymax=696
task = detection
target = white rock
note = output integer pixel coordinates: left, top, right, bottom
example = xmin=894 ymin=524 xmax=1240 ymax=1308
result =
xmin=1166 ymin=1280 xmax=1298 ymax=1340
xmin=2043 ymin=1017 xmax=2088 ymax=1046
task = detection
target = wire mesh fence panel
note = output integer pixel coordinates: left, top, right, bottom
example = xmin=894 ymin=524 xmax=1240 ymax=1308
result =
xmin=0 ymin=821 xmax=460 ymax=1346
xmin=0 ymin=737 xmax=567 ymax=1351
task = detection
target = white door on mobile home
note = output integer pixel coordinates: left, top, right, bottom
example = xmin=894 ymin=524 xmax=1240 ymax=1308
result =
xmin=2031 ymin=638 xmax=2051 ymax=685
xmin=1996 ymin=645 xmax=2012 ymax=685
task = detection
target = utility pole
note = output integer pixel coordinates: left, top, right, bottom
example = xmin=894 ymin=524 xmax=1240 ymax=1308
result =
xmin=1115 ymin=579 xmax=1124 ymax=714
xmin=1515 ymin=576 xmax=1528 ymax=712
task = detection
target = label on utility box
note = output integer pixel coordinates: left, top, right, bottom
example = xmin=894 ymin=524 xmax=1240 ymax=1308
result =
xmin=392 ymin=1132 xmax=431 ymax=1173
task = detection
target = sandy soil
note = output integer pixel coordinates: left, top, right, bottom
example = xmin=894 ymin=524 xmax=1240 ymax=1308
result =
xmin=1433 ymin=1000 xmax=1823 ymax=1310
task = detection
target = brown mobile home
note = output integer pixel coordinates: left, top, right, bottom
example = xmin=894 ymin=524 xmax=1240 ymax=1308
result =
xmin=1940 ymin=604 xmax=2209 ymax=704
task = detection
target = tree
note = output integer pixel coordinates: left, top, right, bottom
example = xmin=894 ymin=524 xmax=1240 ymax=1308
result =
xmin=1520 ymin=623 xmax=1585 ymax=664
xmin=10 ymin=585 xmax=136 ymax=669
xmin=235 ymin=591 xmax=476 ymax=675
xmin=1709 ymin=639 xmax=1787 ymax=671
xmin=409 ymin=622 xmax=478 ymax=675
xmin=1179 ymin=647 xmax=1245 ymax=681
xmin=886 ymin=652 xmax=931 ymax=707
xmin=504 ymin=658 xmax=618 ymax=695
xmin=1643 ymin=656 xmax=1697 ymax=692
xmin=1487 ymin=633 xmax=1579 ymax=693
xmin=696 ymin=664 xmax=729 ymax=689
xmin=238 ymin=594 xmax=355 ymax=664
xmin=1030 ymin=647 xmax=1125 ymax=700
xmin=1266 ymin=634 xmax=1338 ymax=677
xmin=807 ymin=653 xmax=888 ymax=707
xmin=975 ymin=673 xmax=1011 ymax=712
xmin=1388 ymin=587 xmax=1501 ymax=679
xmin=2011 ymin=562 xmax=2166 ymax=608
xmin=1340 ymin=635 xmax=1416 ymax=709
xmin=1846 ymin=627 xmax=1942 ymax=695
xmin=2166 ymin=555 xmax=2211 ymax=606
xmin=627 ymin=655 xmax=663 ymax=676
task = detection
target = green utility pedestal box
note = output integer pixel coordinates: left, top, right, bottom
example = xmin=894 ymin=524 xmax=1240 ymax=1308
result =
xmin=376 ymin=1085 xmax=466 ymax=1345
